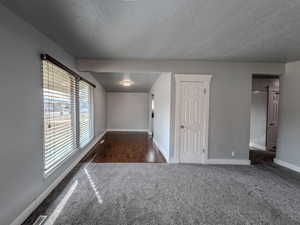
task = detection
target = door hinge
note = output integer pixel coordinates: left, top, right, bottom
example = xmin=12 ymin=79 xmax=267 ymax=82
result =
xmin=204 ymin=88 xmax=207 ymax=94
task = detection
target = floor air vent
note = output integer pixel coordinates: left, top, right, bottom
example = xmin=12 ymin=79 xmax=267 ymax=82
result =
xmin=33 ymin=215 xmax=48 ymax=225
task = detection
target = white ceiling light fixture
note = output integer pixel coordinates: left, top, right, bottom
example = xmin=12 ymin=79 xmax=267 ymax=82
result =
xmin=120 ymin=79 xmax=134 ymax=87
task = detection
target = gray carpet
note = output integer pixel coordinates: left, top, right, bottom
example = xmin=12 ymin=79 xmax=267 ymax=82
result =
xmin=23 ymin=163 xmax=300 ymax=225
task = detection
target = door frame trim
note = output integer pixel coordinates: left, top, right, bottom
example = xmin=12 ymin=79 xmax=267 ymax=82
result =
xmin=174 ymin=74 xmax=212 ymax=164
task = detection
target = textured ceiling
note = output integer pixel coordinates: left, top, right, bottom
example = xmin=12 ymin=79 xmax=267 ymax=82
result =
xmin=93 ymin=72 xmax=160 ymax=92
xmin=2 ymin=0 xmax=300 ymax=62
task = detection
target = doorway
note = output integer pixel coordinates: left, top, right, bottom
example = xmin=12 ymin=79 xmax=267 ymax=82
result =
xmin=249 ymin=75 xmax=280 ymax=164
xmin=151 ymin=94 xmax=154 ymax=138
xmin=174 ymin=74 xmax=212 ymax=164
xmin=87 ymin=71 xmax=167 ymax=163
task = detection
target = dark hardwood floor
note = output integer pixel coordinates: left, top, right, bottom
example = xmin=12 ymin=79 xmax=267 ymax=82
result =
xmin=249 ymin=149 xmax=276 ymax=164
xmin=84 ymin=132 xmax=166 ymax=163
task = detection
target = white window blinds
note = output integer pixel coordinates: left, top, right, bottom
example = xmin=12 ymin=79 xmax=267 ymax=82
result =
xmin=42 ymin=55 xmax=95 ymax=175
xmin=42 ymin=60 xmax=76 ymax=175
xmin=79 ymin=80 xmax=93 ymax=147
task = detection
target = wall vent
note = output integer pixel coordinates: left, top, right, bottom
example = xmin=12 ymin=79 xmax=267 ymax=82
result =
xmin=33 ymin=215 xmax=48 ymax=225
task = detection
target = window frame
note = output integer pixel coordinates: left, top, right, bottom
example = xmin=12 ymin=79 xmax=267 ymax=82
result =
xmin=79 ymin=80 xmax=94 ymax=149
xmin=88 ymin=85 xmax=95 ymax=146
xmin=41 ymin=54 xmax=95 ymax=176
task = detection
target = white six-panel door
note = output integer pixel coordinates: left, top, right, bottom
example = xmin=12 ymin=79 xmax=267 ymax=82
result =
xmin=174 ymin=74 xmax=212 ymax=163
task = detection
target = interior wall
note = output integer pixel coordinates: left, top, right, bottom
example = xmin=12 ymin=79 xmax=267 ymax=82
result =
xmin=150 ymin=73 xmax=172 ymax=161
xmin=276 ymin=61 xmax=300 ymax=168
xmin=0 ymin=5 xmax=106 ymax=225
xmin=79 ymin=60 xmax=285 ymax=161
xmin=94 ymin=85 xmax=107 ymax=137
xmin=107 ymin=92 xmax=148 ymax=131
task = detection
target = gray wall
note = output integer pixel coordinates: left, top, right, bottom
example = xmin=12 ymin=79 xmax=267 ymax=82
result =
xmin=0 ymin=5 xmax=106 ymax=225
xmin=150 ymin=73 xmax=171 ymax=161
xmin=94 ymin=86 xmax=107 ymax=136
xmin=277 ymin=61 xmax=300 ymax=168
xmin=78 ymin=60 xmax=285 ymax=160
xmin=107 ymin=92 xmax=148 ymax=131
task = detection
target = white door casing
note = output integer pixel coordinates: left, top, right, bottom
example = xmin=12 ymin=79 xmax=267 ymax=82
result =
xmin=174 ymin=74 xmax=212 ymax=163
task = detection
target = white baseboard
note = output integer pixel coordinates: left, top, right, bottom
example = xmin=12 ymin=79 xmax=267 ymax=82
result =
xmin=106 ymin=129 xmax=148 ymax=132
xmin=205 ymin=159 xmax=251 ymax=165
xmin=10 ymin=131 xmax=106 ymax=225
xmin=153 ymin=138 xmax=169 ymax=162
xmin=168 ymin=158 xmax=250 ymax=165
xmin=168 ymin=158 xmax=179 ymax=163
xmin=274 ymin=158 xmax=300 ymax=173
xmin=249 ymin=142 xmax=266 ymax=151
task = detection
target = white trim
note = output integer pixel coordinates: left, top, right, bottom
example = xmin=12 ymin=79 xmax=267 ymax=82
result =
xmin=274 ymin=158 xmax=300 ymax=173
xmin=174 ymin=74 xmax=212 ymax=164
xmin=153 ymin=138 xmax=169 ymax=162
xmin=205 ymin=159 xmax=251 ymax=165
xmin=249 ymin=142 xmax=266 ymax=151
xmin=10 ymin=131 xmax=106 ymax=225
xmin=148 ymin=131 xmax=152 ymax=136
xmin=106 ymin=129 xmax=148 ymax=132
xmin=175 ymin=74 xmax=212 ymax=82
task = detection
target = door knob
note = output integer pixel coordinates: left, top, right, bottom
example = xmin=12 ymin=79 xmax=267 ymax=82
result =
xmin=180 ymin=125 xmax=185 ymax=129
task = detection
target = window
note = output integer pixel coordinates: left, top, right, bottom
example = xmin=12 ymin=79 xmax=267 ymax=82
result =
xmin=42 ymin=55 xmax=94 ymax=175
xmin=79 ymin=80 xmax=93 ymax=147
